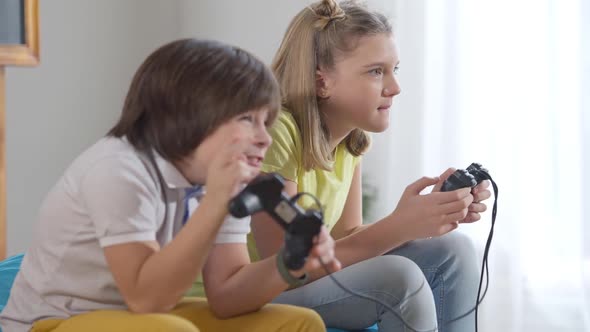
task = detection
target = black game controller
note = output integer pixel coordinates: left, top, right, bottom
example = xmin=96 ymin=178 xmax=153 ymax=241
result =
xmin=228 ymin=173 xmax=323 ymax=270
xmin=440 ymin=162 xmax=498 ymax=331
xmin=441 ymin=163 xmax=489 ymax=192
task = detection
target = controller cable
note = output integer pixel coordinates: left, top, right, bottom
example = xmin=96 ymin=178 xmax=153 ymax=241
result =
xmin=297 ymin=173 xmax=498 ymax=332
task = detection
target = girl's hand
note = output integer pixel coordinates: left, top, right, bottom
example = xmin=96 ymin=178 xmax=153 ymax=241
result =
xmin=391 ymin=176 xmax=473 ymax=240
xmin=432 ymin=168 xmax=492 ymax=223
xmin=462 ymin=180 xmax=491 ymax=223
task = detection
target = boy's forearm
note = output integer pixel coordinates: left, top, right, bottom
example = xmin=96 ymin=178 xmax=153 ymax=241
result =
xmin=206 ymin=256 xmax=292 ymax=318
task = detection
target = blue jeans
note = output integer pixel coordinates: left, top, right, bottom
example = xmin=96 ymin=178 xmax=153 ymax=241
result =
xmin=273 ymin=231 xmax=479 ymax=332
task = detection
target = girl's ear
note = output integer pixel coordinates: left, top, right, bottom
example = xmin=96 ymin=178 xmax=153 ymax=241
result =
xmin=316 ymin=69 xmax=331 ymax=99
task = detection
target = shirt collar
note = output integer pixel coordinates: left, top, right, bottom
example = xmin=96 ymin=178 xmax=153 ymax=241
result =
xmin=152 ymin=150 xmax=194 ymax=190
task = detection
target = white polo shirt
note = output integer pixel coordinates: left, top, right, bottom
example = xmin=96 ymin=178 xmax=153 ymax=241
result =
xmin=0 ymin=136 xmax=250 ymax=332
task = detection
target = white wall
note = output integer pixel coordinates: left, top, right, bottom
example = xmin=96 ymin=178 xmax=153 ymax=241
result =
xmin=582 ymin=0 xmax=590 ymax=283
xmin=178 ymin=0 xmax=419 ymax=223
xmin=177 ymin=0 xmax=314 ymax=64
xmin=5 ymin=0 xmax=179 ymax=255
xmin=5 ymin=0 xmax=423 ymax=254
xmin=361 ymin=1 xmax=426 ymax=222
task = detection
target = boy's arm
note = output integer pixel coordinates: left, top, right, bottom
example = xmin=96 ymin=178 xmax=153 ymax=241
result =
xmin=103 ymin=195 xmax=227 ymax=313
xmin=201 ymin=244 xmax=291 ymax=318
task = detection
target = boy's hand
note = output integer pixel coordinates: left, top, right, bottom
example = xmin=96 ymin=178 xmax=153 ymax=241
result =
xmin=205 ymin=136 xmax=260 ymax=205
xmin=293 ymin=227 xmax=341 ymax=275
xmin=391 ymin=176 xmax=473 ymax=240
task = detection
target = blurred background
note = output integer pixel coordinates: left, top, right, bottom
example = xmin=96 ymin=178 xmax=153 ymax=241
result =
xmin=4 ymin=1 xmax=589 ymax=330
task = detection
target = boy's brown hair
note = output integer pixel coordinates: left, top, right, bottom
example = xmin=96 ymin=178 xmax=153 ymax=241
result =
xmin=110 ymin=38 xmax=280 ymax=161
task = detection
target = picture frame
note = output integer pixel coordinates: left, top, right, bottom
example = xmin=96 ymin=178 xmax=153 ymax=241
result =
xmin=0 ymin=0 xmax=40 ymax=258
xmin=0 ymin=0 xmax=40 ymax=66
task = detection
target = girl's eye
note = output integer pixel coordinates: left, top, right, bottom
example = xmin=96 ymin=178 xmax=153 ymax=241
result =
xmin=369 ymin=68 xmax=384 ymax=76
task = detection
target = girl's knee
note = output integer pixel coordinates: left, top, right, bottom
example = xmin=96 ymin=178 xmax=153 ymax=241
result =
xmin=427 ymin=232 xmax=480 ymax=289
xmin=442 ymin=232 xmax=476 ymax=254
xmin=438 ymin=232 xmax=478 ymax=269
xmin=364 ymin=256 xmax=430 ymax=297
xmin=365 ymin=257 xmax=437 ymax=327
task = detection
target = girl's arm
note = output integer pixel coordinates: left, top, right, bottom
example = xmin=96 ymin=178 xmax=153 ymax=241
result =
xmin=201 ymin=227 xmax=338 ymax=319
xmin=326 ymin=164 xmax=410 ymax=267
xmin=329 ymin=163 xmax=369 ymax=240
xmin=252 ymin=162 xmax=474 ymax=281
xmin=251 ymin=166 xmax=410 ymax=277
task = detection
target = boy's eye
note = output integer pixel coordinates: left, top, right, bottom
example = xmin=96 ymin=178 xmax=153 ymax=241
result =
xmin=263 ymin=113 xmax=273 ymax=127
xmin=239 ymin=114 xmax=254 ymax=122
xmin=393 ymin=66 xmax=400 ymax=75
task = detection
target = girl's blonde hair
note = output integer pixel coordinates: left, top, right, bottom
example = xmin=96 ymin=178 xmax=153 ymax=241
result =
xmin=272 ymin=0 xmax=391 ymax=171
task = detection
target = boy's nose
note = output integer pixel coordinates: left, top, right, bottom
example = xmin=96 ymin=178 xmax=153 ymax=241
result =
xmin=255 ymin=128 xmax=272 ymax=149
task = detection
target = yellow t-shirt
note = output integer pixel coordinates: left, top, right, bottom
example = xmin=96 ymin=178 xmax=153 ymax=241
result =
xmin=193 ymin=111 xmax=360 ymax=296
xmin=260 ymin=110 xmax=361 ymax=231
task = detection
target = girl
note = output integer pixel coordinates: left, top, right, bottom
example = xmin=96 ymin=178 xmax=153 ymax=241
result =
xmin=251 ymin=1 xmax=492 ymax=331
xmin=0 ymin=39 xmax=339 ymax=332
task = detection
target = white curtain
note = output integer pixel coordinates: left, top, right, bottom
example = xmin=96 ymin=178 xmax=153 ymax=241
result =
xmin=365 ymin=0 xmax=589 ymax=330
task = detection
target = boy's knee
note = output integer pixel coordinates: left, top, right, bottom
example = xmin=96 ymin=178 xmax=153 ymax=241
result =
xmin=265 ymin=304 xmax=325 ymax=331
xmin=141 ymin=315 xmax=199 ymax=332
xmin=49 ymin=311 xmax=200 ymax=332
xmin=294 ymin=308 xmax=325 ymax=331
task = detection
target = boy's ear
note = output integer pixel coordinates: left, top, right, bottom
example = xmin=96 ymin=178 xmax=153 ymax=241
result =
xmin=316 ymin=69 xmax=330 ymax=99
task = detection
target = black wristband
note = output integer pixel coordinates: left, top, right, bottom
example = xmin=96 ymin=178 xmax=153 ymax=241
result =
xmin=276 ymin=247 xmax=308 ymax=288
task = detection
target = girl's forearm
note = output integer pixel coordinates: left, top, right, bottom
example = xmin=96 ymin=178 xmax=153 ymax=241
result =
xmin=306 ymin=214 xmax=411 ymax=281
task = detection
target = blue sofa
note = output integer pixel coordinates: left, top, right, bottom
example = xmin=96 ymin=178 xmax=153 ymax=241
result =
xmin=0 ymin=254 xmax=377 ymax=331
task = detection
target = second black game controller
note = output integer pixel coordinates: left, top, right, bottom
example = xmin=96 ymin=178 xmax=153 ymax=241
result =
xmin=441 ymin=163 xmax=489 ymax=192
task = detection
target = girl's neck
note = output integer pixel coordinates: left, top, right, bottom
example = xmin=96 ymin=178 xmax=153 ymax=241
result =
xmin=320 ymin=107 xmax=354 ymax=152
